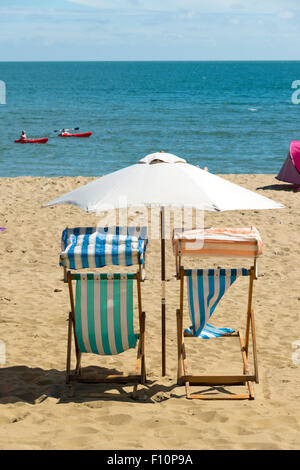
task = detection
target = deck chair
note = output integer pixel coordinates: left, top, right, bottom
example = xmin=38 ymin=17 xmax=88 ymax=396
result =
xmin=66 ymin=271 xmax=146 ymax=394
xmin=60 ymin=226 xmax=148 ymax=282
xmin=174 ymin=227 xmax=262 ymax=400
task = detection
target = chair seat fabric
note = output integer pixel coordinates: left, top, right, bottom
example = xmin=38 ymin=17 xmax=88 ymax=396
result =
xmin=74 ymin=273 xmax=138 ymax=355
xmin=186 ymin=268 xmax=249 ymax=338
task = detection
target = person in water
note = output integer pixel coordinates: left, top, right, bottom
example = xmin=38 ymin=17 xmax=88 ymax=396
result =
xmin=20 ymin=130 xmax=27 ymax=140
xmin=196 ymin=165 xmax=208 ymax=171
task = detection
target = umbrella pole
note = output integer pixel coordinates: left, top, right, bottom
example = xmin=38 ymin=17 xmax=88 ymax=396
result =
xmin=161 ymin=207 xmax=166 ymax=376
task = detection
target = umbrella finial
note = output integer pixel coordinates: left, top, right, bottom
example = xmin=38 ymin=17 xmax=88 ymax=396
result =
xmin=139 ymin=152 xmax=186 ymax=165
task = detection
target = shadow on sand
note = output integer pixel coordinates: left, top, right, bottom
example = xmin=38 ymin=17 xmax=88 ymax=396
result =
xmin=256 ymin=183 xmax=300 ymax=192
xmin=0 ymin=366 xmax=181 ymax=405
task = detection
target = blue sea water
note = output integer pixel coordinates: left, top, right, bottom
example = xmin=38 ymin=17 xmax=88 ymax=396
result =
xmin=0 ymin=61 xmax=300 ymax=177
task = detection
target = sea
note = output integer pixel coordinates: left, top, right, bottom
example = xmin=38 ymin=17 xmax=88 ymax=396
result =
xmin=0 ymin=61 xmax=300 ymax=177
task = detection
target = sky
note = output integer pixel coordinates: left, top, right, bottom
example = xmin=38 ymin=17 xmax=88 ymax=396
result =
xmin=0 ymin=0 xmax=300 ymax=61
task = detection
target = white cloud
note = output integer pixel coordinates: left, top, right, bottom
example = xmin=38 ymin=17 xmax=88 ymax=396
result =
xmin=0 ymin=6 xmax=83 ymax=18
xmin=67 ymin=0 xmax=141 ymax=8
xmin=66 ymin=0 xmax=242 ymax=11
xmin=229 ymin=17 xmax=240 ymax=25
xmin=66 ymin=0 xmax=300 ymax=15
xmin=277 ymin=10 xmax=294 ymax=19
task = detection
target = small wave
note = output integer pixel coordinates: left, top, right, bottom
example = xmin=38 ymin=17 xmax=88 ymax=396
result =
xmin=248 ymin=107 xmax=258 ymax=112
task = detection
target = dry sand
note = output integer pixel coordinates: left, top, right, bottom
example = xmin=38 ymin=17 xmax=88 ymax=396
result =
xmin=0 ymin=174 xmax=300 ymax=450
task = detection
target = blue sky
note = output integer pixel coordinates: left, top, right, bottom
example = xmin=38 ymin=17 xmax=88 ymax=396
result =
xmin=0 ymin=0 xmax=300 ymax=60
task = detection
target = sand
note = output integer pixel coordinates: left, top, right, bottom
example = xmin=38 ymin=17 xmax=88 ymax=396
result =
xmin=0 ymin=174 xmax=300 ymax=450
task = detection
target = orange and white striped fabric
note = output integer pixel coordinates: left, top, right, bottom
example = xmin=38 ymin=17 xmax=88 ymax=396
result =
xmin=173 ymin=227 xmax=263 ymax=258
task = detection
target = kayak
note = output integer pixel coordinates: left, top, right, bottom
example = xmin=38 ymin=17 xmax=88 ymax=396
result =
xmin=58 ymin=132 xmax=92 ymax=138
xmin=15 ymin=138 xmax=48 ymax=144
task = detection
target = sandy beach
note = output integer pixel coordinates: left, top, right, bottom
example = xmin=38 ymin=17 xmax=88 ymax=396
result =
xmin=0 ymin=173 xmax=300 ymax=450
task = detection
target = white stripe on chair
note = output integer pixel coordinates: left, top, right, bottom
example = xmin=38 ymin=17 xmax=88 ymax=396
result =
xmin=207 ymin=270 xmax=220 ymax=320
xmin=203 ymin=270 xmax=210 ymax=328
xmin=80 ymin=274 xmax=92 ymax=352
xmin=118 ymin=241 xmax=126 ymax=266
xmin=120 ymin=274 xmax=129 ymax=351
xmin=93 ymin=274 xmax=105 ymax=355
xmin=106 ymin=275 xmax=118 ymax=355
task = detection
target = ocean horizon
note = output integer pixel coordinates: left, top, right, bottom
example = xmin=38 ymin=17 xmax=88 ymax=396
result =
xmin=0 ymin=60 xmax=299 ymax=177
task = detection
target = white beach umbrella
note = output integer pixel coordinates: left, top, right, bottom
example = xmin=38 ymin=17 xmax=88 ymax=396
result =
xmin=45 ymin=152 xmax=283 ymax=212
xmin=44 ymin=152 xmax=284 ymax=375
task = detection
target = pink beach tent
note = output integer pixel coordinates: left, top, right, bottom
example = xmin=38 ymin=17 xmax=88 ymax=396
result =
xmin=276 ymin=141 xmax=300 ymax=185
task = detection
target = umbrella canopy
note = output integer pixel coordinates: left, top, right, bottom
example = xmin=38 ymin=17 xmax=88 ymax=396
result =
xmin=44 ymin=152 xmax=284 ymax=212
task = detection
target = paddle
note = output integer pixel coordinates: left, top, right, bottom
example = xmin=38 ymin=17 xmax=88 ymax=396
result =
xmin=54 ymin=127 xmax=80 ymax=133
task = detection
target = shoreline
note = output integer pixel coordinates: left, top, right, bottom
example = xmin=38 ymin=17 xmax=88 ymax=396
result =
xmin=0 ymin=173 xmax=281 ymax=178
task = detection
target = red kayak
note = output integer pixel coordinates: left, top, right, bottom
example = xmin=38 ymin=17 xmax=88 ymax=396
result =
xmin=15 ymin=138 xmax=48 ymax=144
xmin=58 ymin=132 xmax=92 ymax=138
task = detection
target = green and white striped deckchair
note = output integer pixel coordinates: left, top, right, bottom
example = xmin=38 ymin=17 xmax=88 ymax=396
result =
xmin=66 ymin=271 xmax=146 ymax=388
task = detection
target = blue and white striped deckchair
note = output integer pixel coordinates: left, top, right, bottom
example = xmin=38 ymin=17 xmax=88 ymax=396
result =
xmin=185 ymin=268 xmax=249 ymax=339
xmin=66 ymin=271 xmax=146 ymax=387
xmin=60 ymin=226 xmax=148 ymax=271
xmin=177 ymin=265 xmax=259 ymax=400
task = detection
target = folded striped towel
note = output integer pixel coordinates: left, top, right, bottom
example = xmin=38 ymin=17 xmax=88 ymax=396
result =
xmin=173 ymin=227 xmax=262 ymax=258
xmin=60 ymin=226 xmax=148 ymax=270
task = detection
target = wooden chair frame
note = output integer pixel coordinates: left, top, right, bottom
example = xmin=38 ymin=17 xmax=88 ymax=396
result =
xmin=177 ymin=263 xmax=259 ymax=400
xmin=66 ymin=270 xmax=146 ymax=394
xmin=64 ymin=261 xmax=145 ymax=283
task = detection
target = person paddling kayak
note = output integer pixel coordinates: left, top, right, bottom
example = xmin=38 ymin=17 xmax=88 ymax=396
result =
xmin=20 ymin=130 xmax=27 ymax=140
xmin=61 ymin=128 xmax=71 ymax=136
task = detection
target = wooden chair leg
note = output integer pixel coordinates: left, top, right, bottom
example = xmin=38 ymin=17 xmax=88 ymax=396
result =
xmin=141 ymin=312 xmax=146 ymax=384
xmin=250 ymin=309 xmax=259 ymax=383
xmin=176 ymin=309 xmax=183 ymax=384
xmin=134 ymin=311 xmax=146 ymax=392
xmin=75 ymin=352 xmax=82 ymax=375
xmin=66 ymin=312 xmax=73 ymax=384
